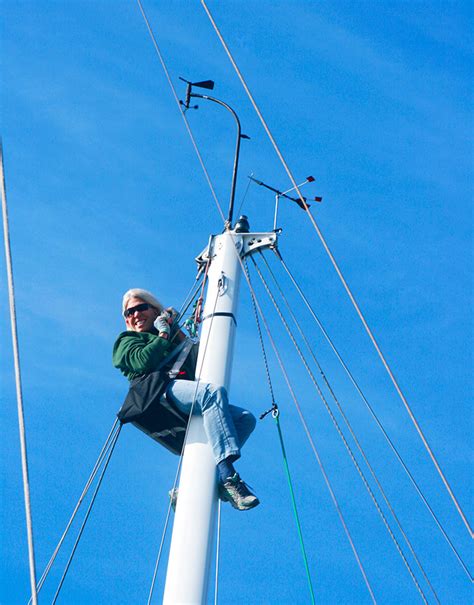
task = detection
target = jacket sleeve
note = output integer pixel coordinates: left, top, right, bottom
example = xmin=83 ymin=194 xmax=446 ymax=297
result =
xmin=112 ymin=332 xmax=171 ymax=374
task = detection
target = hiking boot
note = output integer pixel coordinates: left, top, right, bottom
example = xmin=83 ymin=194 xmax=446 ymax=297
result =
xmin=217 ymin=483 xmax=230 ymax=503
xmin=220 ymin=473 xmax=260 ymax=511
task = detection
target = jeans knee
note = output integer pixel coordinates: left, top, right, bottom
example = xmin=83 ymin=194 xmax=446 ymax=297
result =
xmin=206 ymin=382 xmax=222 ymax=394
xmin=201 ymin=383 xmax=228 ymax=412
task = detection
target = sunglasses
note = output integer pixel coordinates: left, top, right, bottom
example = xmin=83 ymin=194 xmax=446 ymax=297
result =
xmin=124 ymin=303 xmax=154 ymax=318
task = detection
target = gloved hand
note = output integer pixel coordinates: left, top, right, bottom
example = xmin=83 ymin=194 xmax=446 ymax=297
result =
xmin=154 ymin=312 xmax=171 ymax=337
xmin=165 ymin=307 xmax=179 ymax=324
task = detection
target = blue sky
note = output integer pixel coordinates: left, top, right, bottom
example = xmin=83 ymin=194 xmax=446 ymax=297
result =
xmin=1 ymin=1 xmax=472 ymax=603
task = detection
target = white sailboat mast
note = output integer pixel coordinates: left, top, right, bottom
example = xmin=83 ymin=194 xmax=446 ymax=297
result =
xmin=163 ymin=225 xmax=277 ymax=604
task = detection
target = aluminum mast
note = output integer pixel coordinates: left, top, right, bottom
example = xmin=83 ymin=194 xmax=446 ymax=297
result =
xmin=163 ymin=222 xmax=277 ymax=604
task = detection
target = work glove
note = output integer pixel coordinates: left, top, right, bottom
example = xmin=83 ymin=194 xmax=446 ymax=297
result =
xmin=154 ymin=312 xmax=171 ymax=336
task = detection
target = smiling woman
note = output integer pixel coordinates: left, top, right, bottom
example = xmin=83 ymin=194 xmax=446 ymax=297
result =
xmin=122 ymin=288 xmax=164 ymax=334
xmin=124 ymin=301 xmax=160 ymax=331
xmin=112 ymin=288 xmax=260 ymax=511
xmin=1 ymin=0 xmax=471 ymax=602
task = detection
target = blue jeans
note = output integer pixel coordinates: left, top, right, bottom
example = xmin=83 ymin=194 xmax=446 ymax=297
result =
xmin=166 ymin=380 xmax=256 ymax=464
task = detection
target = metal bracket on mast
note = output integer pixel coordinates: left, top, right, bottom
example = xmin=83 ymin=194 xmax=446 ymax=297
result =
xmin=195 ymin=230 xmax=279 ymax=270
xmin=241 ymin=232 xmax=278 ymax=257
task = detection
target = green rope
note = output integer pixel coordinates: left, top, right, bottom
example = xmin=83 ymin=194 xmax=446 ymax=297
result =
xmin=273 ymin=409 xmax=316 ymax=604
xmin=244 ymin=259 xmax=316 ymax=602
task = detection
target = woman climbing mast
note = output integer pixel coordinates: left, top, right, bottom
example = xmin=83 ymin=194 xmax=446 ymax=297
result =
xmin=113 ymin=288 xmax=260 ymax=511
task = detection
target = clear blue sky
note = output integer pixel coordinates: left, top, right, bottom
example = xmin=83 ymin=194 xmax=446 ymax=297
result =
xmin=1 ymin=1 xmax=472 ymax=603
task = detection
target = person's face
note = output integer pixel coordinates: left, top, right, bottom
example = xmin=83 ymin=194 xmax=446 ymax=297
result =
xmin=124 ymin=297 xmax=159 ymax=332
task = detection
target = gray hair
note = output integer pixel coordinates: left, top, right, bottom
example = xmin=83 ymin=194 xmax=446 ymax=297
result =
xmin=122 ymin=288 xmax=164 ymax=317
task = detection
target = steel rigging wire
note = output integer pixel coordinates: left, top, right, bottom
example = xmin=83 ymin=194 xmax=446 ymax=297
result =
xmin=234 ymin=173 xmax=253 ymax=220
xmin=275 ymin=251 xmax=473 ymax=581
xmin=256 ymin=252 xmax=441 ymax=602
xmin=250 ymin=257 xmax=429 ymax=604
xmin=243 ymin=241 xmax=379 ymax=601
xmin=238 ymin=254 xmax=377 ymax=603
xmin=51 ymin=423 xmax=123 ymax=604
xmin=199 ymin=0 xmax=472 ymax=540
xmin=29 ymin=420 xmax=120 ymax=601
xmin=1 ymin=140 xmax=39 ymax=605
xmin=136 ymin=0 xmax=226 ymax=225
xmin=176 ymin=269 xmax=205 ymax=321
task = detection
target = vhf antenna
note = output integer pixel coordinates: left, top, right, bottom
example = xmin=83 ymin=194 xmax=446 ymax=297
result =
xmin=248 ymin=175 xmax=322 ymax=230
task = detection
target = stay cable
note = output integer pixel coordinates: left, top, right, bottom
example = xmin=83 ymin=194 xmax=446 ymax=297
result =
xmin=200 ymin=0 xmax=472 ymax=538
xmin=136 ymin=0 xmax=226 ymax=225
xmin=276 ymin=251 xmax=472 ymax=581
xmin=258 ymin=252 xmax=439 ymax=602
xmin=240 ymin=258 xmax=376 ymax=604
xmin=251 ymin=257 xmax=429 ymax=604
xmin=1 ymin=140 xmax=38 ymax=605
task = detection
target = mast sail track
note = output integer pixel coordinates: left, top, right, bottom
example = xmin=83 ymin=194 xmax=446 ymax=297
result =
xmin=163 ymin=220 xmax=277 ymax=604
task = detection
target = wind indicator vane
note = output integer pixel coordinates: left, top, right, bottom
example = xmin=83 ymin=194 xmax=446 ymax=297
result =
xmin=179 ymin=76 xmax=250 ymax=228
xmin=179 ymin=77 xmax=215 ymax=111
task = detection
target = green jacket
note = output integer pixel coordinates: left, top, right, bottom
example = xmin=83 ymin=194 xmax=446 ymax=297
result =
xmin=113 ymin=328 xmax=196 ymax=382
